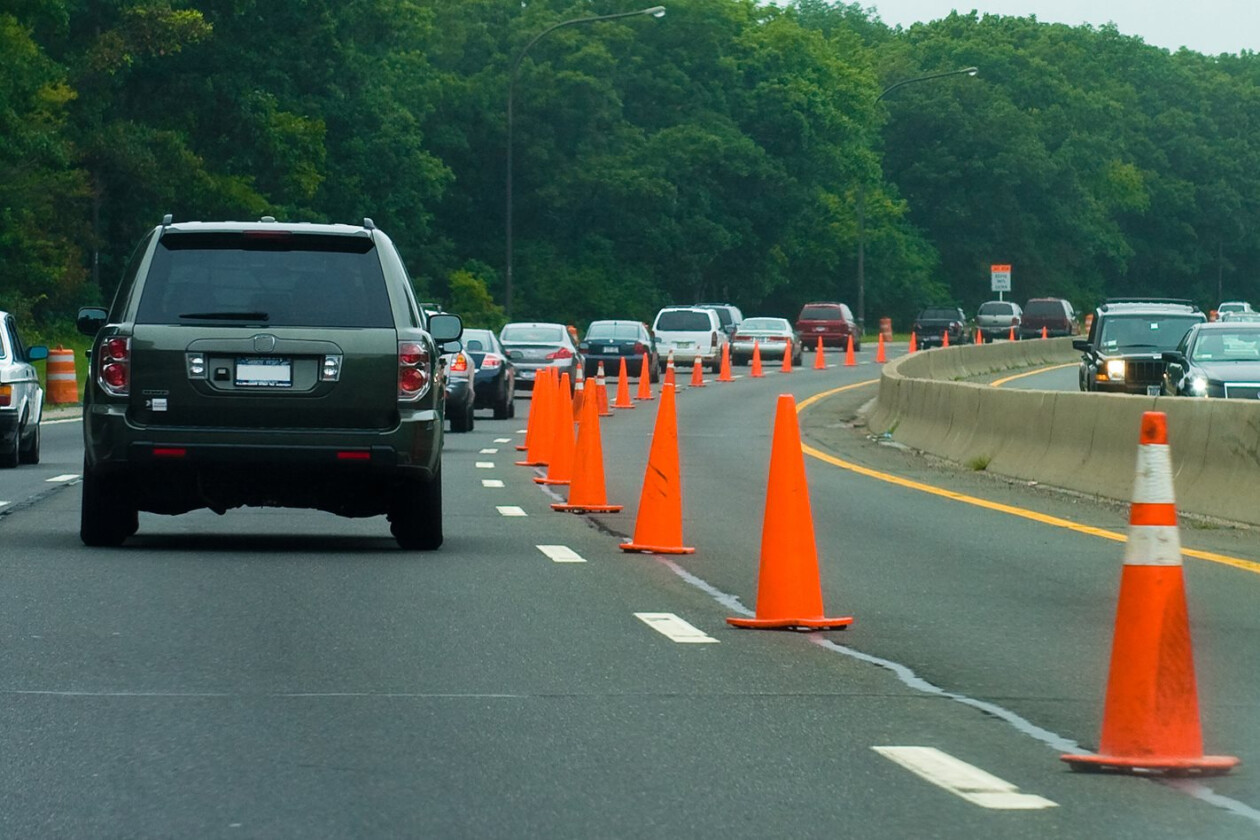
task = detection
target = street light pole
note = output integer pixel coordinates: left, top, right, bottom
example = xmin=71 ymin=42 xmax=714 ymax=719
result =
xmin=505 ymin=5 xmax=666 ymax=321
xmin=856 ymin=66 xmax=978 ymax=331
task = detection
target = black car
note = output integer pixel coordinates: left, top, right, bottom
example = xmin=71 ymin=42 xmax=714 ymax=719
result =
xmin=912 ymin=306 xmax=971 ymax=348
xmin=75 ymin=215 xmax=463 ymax=549
xmin=1074 ymin=299 xmax=1205 ymax=394
xmin=1162 ymin=322 xmax=1260 ymax=398
xmin=579 ymin=320 xmax=659 ymax=382
xmin=462 ymin=328 xmax=516 ymax=419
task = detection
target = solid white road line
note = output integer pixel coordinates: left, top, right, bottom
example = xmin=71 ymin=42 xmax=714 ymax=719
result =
xmin=537 ymin=545 xmax=585 ymax=563
xmin=633 ymin=612 xmax=719 ymax=644
xmin=481 ymin=479 xmax=505 ymax=488
xmin=45 ymin=474 xmax=80 ymax=483
xmin=475 ymin=461 xmax=495 ymax=469
xmin=496 ymin=506 xmax=527 ymax=517
xmin=872 ymin=746 xmax=1057 ymax=810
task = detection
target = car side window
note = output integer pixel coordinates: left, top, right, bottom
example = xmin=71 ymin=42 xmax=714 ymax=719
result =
xmin=6 ymin=317 xmax=25 ymax=361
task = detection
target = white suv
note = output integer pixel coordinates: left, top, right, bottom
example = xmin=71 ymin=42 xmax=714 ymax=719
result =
xmin=652 ymin=306 xmax=727 ymax=372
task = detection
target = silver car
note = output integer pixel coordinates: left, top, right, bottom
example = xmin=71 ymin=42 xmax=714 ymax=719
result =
xmin=975 ymin=300 xmax=1022 ymax=342
xmin=0 ymin=311 xmax=48 ymax=467
xmin=730 ymin=317 xmax=802 ymax=366
xmin=499 ymin=322 xmax=582 ymax=391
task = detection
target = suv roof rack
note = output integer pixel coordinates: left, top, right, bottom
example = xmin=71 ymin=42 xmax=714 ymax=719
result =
xmin=1101 ymin=297 xmax=1197 ymax=309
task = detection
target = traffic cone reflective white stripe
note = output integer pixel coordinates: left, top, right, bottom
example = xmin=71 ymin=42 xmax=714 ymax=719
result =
xmin=1061 ymin=412 xmax=1239 ymax=775
xmin=664 ymin=350 xmax=676 ymax=387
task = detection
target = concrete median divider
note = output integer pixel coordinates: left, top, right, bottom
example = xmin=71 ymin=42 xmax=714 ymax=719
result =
xmin=864 ymin=337 xmax=1260 ymax=527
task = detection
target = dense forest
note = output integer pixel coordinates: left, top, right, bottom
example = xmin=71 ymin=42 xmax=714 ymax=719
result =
xmin=2 ymin=0 xmax=1258 ymax=333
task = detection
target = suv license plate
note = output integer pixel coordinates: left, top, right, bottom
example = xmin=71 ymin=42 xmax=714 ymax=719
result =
xmin=236 ymin=357 xmax=292 ymax=387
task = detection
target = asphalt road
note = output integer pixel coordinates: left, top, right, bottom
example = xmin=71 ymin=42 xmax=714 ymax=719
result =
xmin=1 ymin=349 xmax=1257 ymax=838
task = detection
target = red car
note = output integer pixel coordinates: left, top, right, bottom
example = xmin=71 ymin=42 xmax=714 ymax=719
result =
xmin=795 ymin=302 xmax=860 ymax=350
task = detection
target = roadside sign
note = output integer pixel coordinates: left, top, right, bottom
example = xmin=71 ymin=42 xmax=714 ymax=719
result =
xmin=990 ymin=264 xmax=1011 ymax=293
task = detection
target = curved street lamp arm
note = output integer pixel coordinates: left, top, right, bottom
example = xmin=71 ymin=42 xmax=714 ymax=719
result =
xmin=512 ymin=7 xmax=666 ymax=76
xmin=875 ymin=66 xmax=979 ymax=103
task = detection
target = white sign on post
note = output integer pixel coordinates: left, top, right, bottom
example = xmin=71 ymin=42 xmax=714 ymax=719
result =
xmin=990 ymin=264 xmax=1011 ymax=295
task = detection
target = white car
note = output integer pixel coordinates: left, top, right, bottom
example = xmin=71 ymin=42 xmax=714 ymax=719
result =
xmin=0 ymin=311 xmax=48 ymax=467
xmin=651 ymin=306 xmax=728 ymax=372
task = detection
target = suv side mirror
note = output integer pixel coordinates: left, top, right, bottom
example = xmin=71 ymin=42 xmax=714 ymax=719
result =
xmin=1072 ymin=339 xmax=1089 ymax=351
xmin=77 ymin=307 xmax=108 ymax=336
xmin=428 ymin=313 xmax=462 ymax=342
xmin=27 ymin=345 xmax=48 ymax=362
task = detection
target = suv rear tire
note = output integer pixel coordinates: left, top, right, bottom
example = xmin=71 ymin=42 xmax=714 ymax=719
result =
xmin=389 ymin=468 xmax=443 ymax=550
xmin=450 ymin=401 xmax=474 ymax=433
xmin=81 ymin=465 xmax=139 ymax=546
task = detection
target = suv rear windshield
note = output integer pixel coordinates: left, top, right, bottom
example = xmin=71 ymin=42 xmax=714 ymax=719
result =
xmin=799 ymin=305 xmax=842 ymax=320
xmin=1024 ymin=300 xmax=1066 ymax=318
xmin=656 ymin=310 xmax=712 ymax=331
xmin=501 ymin=324 xmax=565 ymax=343
xmin=586 ymin=323 xmax=642 ymax=341
xmin=136 ymin=232 xmax=392 ymax=328
xmin=978 ymin=302 xmax=1016 ymax=316
xmin=920 ymin=308 xmax=961 ymax=320
xmin=1099 ymin=315 xmax=1202 ymax=350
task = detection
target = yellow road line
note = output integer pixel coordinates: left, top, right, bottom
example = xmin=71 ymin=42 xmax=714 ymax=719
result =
xmin=798 ymin=381 xmax=1260 ymax=575
xmin=989 ymin=363 xmax=1076 ymax=388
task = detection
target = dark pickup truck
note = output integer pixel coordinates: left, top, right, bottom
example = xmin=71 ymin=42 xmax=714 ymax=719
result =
xmin=912 ymin=306 xmax=972 ymax=348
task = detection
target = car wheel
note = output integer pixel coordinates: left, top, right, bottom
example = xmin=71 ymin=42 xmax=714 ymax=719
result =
xmin=19 ymin=420 xmax=39 ymax=465
xmin=493 ymin=387 xmax=510 ymax=420
xmin=0 ymin=425 xmax=18 ymax=469
xmin=649 ymin=362 xmax=660 ymax=384
xmin=450 ymin=400 xmax=474 ymax=433
xmin=853 ymin=340 xmax=861 ymax=352
xmin=80 ymin=464 xmax=137 ymax=546
xmin=390 ymin=467 xmax=442 ymax=550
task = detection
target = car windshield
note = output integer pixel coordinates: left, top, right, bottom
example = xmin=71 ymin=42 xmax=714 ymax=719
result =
xmin=501 ymin=324 xmax=565 ymax=343
xmin=656 ymin=311 xmax=711 ymax=331
xmin=1100 ymin=315 xmax=1200 ymax=350
xmin=799 ymin=305 xmax=842 ymax=320
xmin=1191 ymin=330 xmax=1260 ymax=362
xmin=586 ymin=323 xmax=641 ymax=341
xmin=703 ymin=307 xmax=732 ymax=327
xmin=978 ymin=302 xmax=1015 ymax=316
xmin=741 ymin=318 xmax=789 ymax=332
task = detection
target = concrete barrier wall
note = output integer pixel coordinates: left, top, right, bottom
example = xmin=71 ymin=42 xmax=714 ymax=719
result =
xmin=866 ymin=338 xmax=1260 ymax=526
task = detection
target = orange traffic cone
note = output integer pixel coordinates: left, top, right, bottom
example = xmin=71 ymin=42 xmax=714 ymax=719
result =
xmin=875 ymin=332 xmax=887 ymax=363
xmin=750 ymin=342 xmax=764 ymax=378
xmin=515 ymin=368 xmax=554 ymax=465
xmin=595 ymin=362 xmax=612 ymax=417
xmin=813 ymin=337 xmax=826 ymax=370
xmin=572 ymin=366 xmax=586 ymax=416
xmin=844 ymin=334 xmax=856 ymax=367
xmin=718 ymin=342 xmax=734 ymax=382
xmin=690 ymin=358 xmax=705 ymax=387
xmin=636 ymin=352 xmax=655 ymax=401
xmin=943 ymin=330 xmax=951 ymax=348
xmin=1061 ymin=412 xmax=1239 ymax=775
xmin=781 ymin=343 xmax=793 ymax=373
xmin=534 ymin=372 xmax=575 ymax=486
xmin=664 ymin=350 xmax=676 ymax=387
xmin=1009 ymin=325 xmax=1017 ymax=341
xmin=613 ymin=357 xmax=635 ymax=409
xmin=1041 ymin=326 xmax=1048 ymax=339
xmin=728 ymin=394 xmax=853 ymax=631
xmin=552 ymin=381 xmax=623 ymax=514
xmin=619 ymin=383 xmax=694 ymax=555
xmin=909 ymin=332 xmax=918 ymax=353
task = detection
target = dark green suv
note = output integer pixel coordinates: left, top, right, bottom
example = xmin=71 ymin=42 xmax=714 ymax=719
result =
xmin=76 ymin=216 xmax=462 ymax=549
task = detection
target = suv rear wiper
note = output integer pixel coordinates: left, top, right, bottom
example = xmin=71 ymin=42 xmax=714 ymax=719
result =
xmin=177 ymin=311 xmax=269 ymax=321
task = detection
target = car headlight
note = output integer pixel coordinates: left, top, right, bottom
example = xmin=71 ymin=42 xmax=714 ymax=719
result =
xmin=1186 ymin=374 xmax=1208 ymax=396
xmin=1105 ymin=359 xmax=1126 ymax=381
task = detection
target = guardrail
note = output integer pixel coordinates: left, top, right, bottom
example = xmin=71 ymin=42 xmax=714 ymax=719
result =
xmin=865 ymin=337 xmax=1260 ymax=527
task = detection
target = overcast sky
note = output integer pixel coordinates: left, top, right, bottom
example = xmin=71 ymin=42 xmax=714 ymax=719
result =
xmin=861 ymin=1 xmax=1257 ymax=55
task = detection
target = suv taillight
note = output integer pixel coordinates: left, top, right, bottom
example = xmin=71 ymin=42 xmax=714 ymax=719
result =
xmin=98 ymin=336 xmax=131 ymax=397
xmin=398 ymin=341 xmax=431 ymax=401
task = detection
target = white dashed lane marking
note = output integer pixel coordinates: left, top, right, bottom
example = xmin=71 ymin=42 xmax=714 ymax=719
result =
xmin=494 ymin=438 xmax=511 ymax=443
xmin=479 ymin=448 xmax=498 ymax=454
xmin=482 ymin=479 xmax=505 ymax=488
xmin=872 ymin=746 xmax=1057 ymax=810
xmin=496 ymin=506 xmax=527 ymax=517
xmin=537 ymin=545 xmax=586 ymax=563
xmin=475 ymin=462 xmax=495 ymax=469
xmin=45 ymin=475 xmax=80 ymax=483
xmin=634 ymin=613 xmax=719 ymax=644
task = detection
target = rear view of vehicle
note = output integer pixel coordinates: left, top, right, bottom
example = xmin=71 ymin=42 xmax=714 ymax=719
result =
xmin=77 ymin=217 xmax=461 ymax=549
xmin=0 ymin=312 xmax=48 ymax=467
xmin=1020 ymin=298 xmax=1077 ymax=338
xmin=499 ymin=322 xmax=581 ymax=390
xmin=730 ymin=317 xmax=801 ymax=365
xmin=579 ymin=320 xmax=658 ymax=382
xmin=794 ymin=302 xmax=859 ymax=350
xmin=975 ymin=300 xmax=1022 ymax=342
xmin=652 ymin=306 xmax=726 ymax=371
xmin=912 ymin=306 xmax=971 ymax=348
xmin=462 ymin=328 xmax=515 ymax=419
